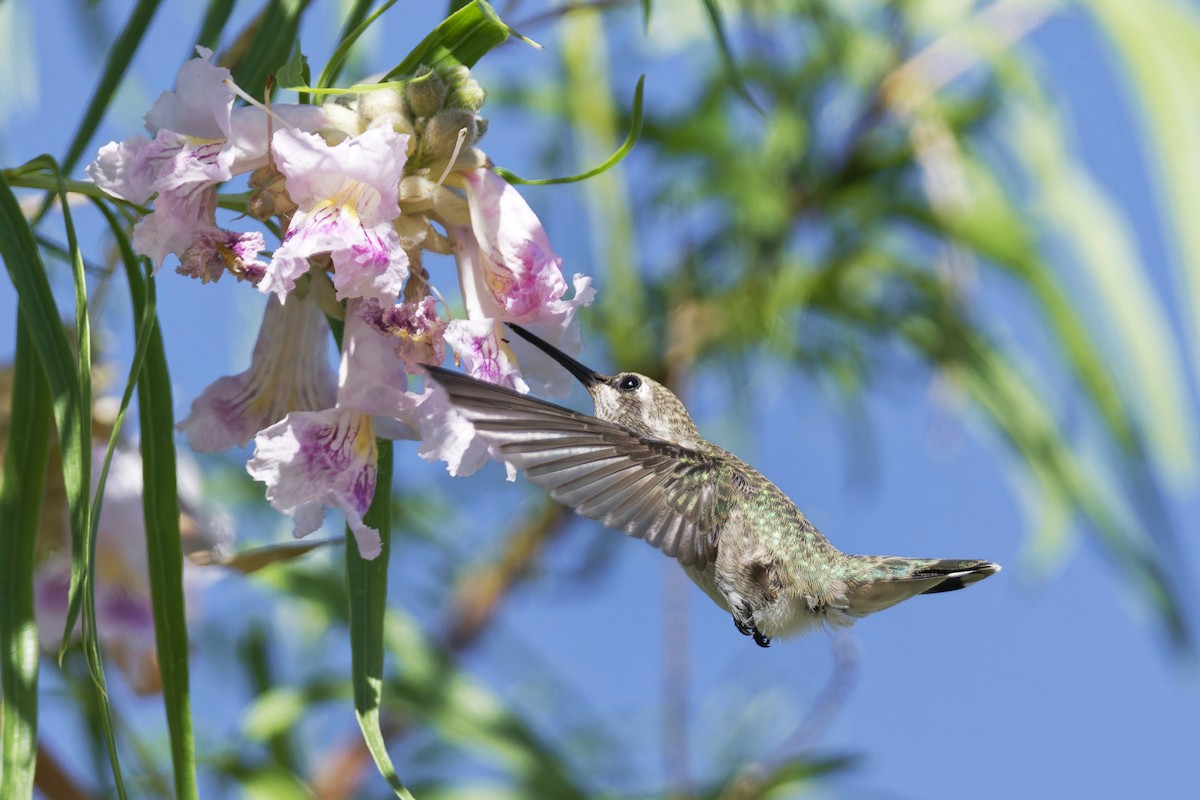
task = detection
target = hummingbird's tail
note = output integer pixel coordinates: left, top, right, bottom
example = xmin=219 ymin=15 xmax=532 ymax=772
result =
xmin=842 ymin=556 xmax=1000 ymax=619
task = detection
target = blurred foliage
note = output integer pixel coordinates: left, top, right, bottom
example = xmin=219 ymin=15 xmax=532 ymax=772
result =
xmin=3 ymin=0 xmax=1200 ymax=798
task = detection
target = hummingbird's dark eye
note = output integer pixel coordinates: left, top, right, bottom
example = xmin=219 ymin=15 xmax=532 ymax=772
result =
xmin=618 ymin=375 xmax=641 ymax=392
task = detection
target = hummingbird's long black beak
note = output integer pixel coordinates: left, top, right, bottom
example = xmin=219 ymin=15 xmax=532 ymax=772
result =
xmin=506 ymin=323 xmax=605 ymax=388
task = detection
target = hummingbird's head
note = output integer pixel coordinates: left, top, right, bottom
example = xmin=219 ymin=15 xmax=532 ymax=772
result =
xmin=506 ymin=324 xmax=701 ymax=445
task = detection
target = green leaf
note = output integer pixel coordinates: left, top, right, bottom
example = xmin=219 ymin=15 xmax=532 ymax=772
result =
xmin=61 ymin=0 xmax=162 ymax=178
xmin=0 ymin=315 xmax=53 ymax=800
xmin=699 ymin=0 xmax=761 ymax=113
xmin=17 ymin=156 xmax=95 ymax=669
xmin=1006 ymin=98 xmax=1196 ymax=483
xmin=1085 ymin=0 xmax=1200 ymax=402
xmin=317 ymin=0 xmax=400 ymax=90
xmin=346 ymin=440 xmax=415 ymax=800
xmin=0 ymin=168 xmax=91 ymax=660
xmin=276 ymin=39 xmax=311 ymax=102
xmin=495 ymin=75 xmax=646 ymax=185
xmin=195 ymin=0 xmax=237 ymax=53
xmin=225 ymin=0 xmax=311 ymax=102
xmin=382 ymin=0 xmax=521 ymax=82
xmin=125 ymin=261 xmax=198 ymax=799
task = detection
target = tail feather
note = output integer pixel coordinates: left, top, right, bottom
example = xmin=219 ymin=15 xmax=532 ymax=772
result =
xmin=844 ymin=556 xmax=1000 ymax=618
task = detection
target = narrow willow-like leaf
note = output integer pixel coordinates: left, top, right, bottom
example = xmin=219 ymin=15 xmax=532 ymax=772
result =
xmin=1007 ymin=98 xmax=1196 ymax=481
xmin=699 ymin=0 xmax=761 ymax=113
xmin=0 ymin=172 xmax=91 ymax=650
xmin=125 ymin=263 xmax=198 ymax=799
xmin=382 ymin=0 xmax=515 ymax=81
xmin=0 ymin=315 xmax=53 ymax=800
xmin=903 ymin=318 xmax=1188 ymax=645
xmin=60 ymin=0 xmax=161 ymax=178
xmin=317 ymin=0 xmax=400 ymax=90
xmin=84 ymin=197 xmax=173 ymax=797
xmin=495 ymin=75 xmax=646 ymax=185
xmin=346 ymin=440 xmax=415 ymax=800
xmin=195 ymin=0 xmax=237 ymax=52
xmin=559 ymin=14 xmax=646 ymax=370
xmin=226 ymin=0 xmax=311 ymax=101
xmin=1085 ymin=0 xmax=1200 ymax=397
xmin=16 ymin=156 xmax=97 ymax=669
xmin=258 ymin=566 xmax=589 ymax=797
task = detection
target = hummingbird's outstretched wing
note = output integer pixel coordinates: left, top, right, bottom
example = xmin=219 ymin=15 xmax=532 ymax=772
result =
xmin=426 ymin=366 xmax=735 ymax=568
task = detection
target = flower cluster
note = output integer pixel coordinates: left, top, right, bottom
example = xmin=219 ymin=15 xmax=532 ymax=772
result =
xmin=89 ymin=50 xmax=594 ymax=559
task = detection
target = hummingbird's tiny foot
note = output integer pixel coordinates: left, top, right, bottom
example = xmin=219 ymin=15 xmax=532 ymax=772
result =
xmin=752 ymin=628 xmax=771 ymax=648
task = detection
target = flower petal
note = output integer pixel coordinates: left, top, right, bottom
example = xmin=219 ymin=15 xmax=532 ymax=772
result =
xmin=179 ymin=294 xmax=336 ymax=451
xmin=247 ymin=408 xmax=382 ymax=559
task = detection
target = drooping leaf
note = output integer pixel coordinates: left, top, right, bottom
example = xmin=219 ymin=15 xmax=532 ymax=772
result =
xmin=0 ymin=315 xmax=53 ymax=800
xmin=382 ymin=0 xmax=523 ymax=82
xmin=495 ymin=75 xmax=646 ymax=185
xmin=346 ymin=440 xmax=416 ymax=799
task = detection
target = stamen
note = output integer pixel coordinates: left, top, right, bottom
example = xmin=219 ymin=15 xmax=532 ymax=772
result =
xmin=434 ymin=127 xmax=469 ymax=189
xmin=223 ymin=79 xmax=297 ymax=128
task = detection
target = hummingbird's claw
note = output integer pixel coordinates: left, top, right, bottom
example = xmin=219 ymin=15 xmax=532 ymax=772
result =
xmin=732 ymin=608 xmax=771 ymax=647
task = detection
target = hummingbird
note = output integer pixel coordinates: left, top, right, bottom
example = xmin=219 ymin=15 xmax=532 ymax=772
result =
xmin=425 ymin=324 xmax=999 ymax=647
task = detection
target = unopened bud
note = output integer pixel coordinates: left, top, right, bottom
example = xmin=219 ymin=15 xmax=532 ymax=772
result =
xmin=443 ymin=66 xmax=486 ymax=112
xmin=358 ymin=87 xmax=405 ymax=128
xmin=405 ymin=67 xmax=448 ymax=119
xmin=423 ymin=108 xmax=480 ymax=156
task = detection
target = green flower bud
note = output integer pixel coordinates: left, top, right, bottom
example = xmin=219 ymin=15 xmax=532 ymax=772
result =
xmin=405 ymin=66 xmax=448 ymax=119
xmin=443 ymin=65 xmax=486 ymax=112
xmin=423 ymin=108 xmax=480 ymax=156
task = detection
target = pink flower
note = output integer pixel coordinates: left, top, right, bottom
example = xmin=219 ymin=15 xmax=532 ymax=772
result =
xmin=450 ymin=171 xmax=595 ymax=396
xmin=244 ymin=300 xmax=438 ymax=559
xmin=261 ymin=126 xmax=410 ymax=303
xmin=458 ymin=169 xmax=595 ymax=329
xmin=247 ymin=408 xmax=382 ymax=559
xmin=179 ymin=294 xmax=336 ymax=452
xmin=86 ymin=48 xmax=326 ymax=271
xmin=358 ymin=296 xmax=447 ymax=373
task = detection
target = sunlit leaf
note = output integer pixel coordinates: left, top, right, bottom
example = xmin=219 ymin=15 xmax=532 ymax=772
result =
xmin=125 ymin=259 xmax=198 ymax=799
xmin=382 ymin=0 xmax=522 ymax=82
xmin=346 ymin=440 xmax=416 ymax=800
xmin=1085 ymin=0 xmax=1200 ymax=394
xmin=0 ymin=315 xmax=53 ymax=800
xmin=495 ymin=75 xmax=646 ymax=185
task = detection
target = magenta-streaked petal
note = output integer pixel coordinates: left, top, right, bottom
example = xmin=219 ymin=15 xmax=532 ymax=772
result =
xmin=329 ymin=223 xmax=408 ymax=304
xmin=87 ymin=135 xmax=155 ymax=203
xmin=264 ymin=126 xmax=411 ymax=303
xmin=444 ymin=318 xmax=528 ymax=392
xmin=272 ymin=126 xmax=407 ymax=222
xmin=131 ymin=184 xmax=218 ymax=270
xmin=179 ymin=294 xmax=336 ymax=451
xmin=360 ymin=296 xmax=447 ymax=373
xmin=247 ymin=407 xmax=383 ymax=559
xmin=178 ymin=228 xmax=267 ymax=284
xmin=336 ymin=299 xmax=428 ymax=438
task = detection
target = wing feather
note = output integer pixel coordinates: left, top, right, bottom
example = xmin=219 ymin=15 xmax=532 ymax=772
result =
xmin=426 ymin=366 xmax=737 ymax=567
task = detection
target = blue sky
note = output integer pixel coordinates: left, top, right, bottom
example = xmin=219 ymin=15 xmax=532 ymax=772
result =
xmin=2 ymin=2 xmax=1198 ymax=797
